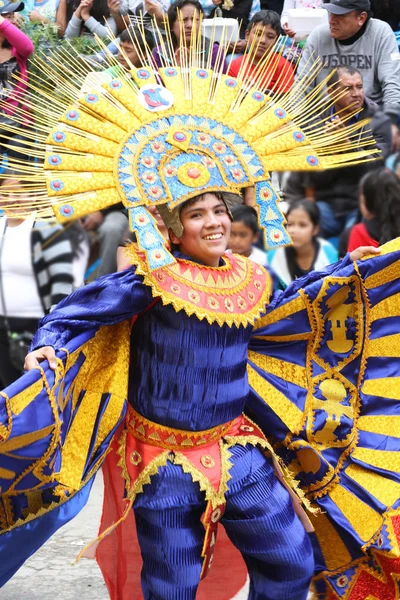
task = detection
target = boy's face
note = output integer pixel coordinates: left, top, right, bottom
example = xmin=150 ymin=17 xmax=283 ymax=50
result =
xmin=118 ymin=40 xmax=140 ymax=70
xmin=245 ymin=23 xmax=278 ymax=62
xmin=229 ymin=221 xmax=258 ymax=257
xmin=170 ymin=193 xmax=231 ymax=267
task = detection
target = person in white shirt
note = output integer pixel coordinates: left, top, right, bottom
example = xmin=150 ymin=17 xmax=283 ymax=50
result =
xmin=0 ymin=173 xmax=73 ymax=386
xmin=281 ymin=0 xmax=322 ymax=36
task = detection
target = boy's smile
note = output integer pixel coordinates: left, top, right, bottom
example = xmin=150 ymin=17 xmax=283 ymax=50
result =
xmin=169 ymin=193 xmax=231 ymax=267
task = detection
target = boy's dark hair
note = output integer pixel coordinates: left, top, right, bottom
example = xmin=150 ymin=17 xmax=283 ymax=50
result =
xmin=167 ymin=0 xmax=204 ymax=29
xmin=231 ymin=205 xmax=259 ymax=235
xmin=247 ymin=10 xmax=282 ymax=36
xmin=120 ymin=26 xmax=155 ymax=51
xmin=286 ymin=199 xmax=320 ymax=228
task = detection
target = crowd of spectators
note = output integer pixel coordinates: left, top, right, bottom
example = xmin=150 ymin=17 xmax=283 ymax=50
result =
xmin=0 ymin=0 xmax=400 ymax=385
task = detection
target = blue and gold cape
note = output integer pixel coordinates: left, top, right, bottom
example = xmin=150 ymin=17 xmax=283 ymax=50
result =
xmin=1 ymin=243 xmax=400 ymax=599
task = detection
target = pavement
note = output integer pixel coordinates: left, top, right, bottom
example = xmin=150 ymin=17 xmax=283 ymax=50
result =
xmin=2 ymin=474 xmax=250 ymax=600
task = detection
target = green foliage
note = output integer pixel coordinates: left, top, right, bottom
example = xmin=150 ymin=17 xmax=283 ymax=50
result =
xmin=21 ymin=21 xmax=102 ymax=88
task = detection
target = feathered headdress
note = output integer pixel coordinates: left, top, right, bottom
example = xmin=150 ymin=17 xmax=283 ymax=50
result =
xmin=1 ymin=18 xmax=377 ymax=272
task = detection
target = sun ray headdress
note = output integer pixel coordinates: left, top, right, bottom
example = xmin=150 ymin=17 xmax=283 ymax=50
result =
xmin=1 ymin=16 xmax=377 ymax=276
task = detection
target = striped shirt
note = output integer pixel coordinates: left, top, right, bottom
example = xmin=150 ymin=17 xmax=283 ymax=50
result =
xmin=31 ymin=221 xmax=73 ymax=312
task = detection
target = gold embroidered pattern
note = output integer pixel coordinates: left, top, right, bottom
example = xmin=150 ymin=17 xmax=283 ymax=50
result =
xmin=247 ymin=363 xmax=304 ymax=433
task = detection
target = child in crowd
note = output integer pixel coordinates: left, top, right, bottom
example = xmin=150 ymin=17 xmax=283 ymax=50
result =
xmin=347 ymin=168 xmax=400 ymax=252
xmin=0 ymin=172 xmax=73 ymax=386
xmin=105 ymin=26 xmax=155 ymax=78
xmin=152 ymin=0 xmax=227 ymax=71
xmin=56 ymin=0 xmax=117 ymax=38
xmin=229 ymin=204 xmax=267 ymax=266
xmin=228 ymin=10 xmax=294 ymax=94
xmin=267 ymin=199 xmax=338 ymax=285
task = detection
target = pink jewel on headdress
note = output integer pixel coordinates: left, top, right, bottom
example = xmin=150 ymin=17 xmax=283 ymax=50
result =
xmin=225 ymin=79 xmax=237 ymax=88
xmin=197 ymin=69 xmax=208 ymax=78
xmin=51 ymin=156 xmax=59 ymax=163
xmin=307 ymin=155 xmax=319 ymax=166
xmin=86 ymin=94 xmax=97 ymax=102
xmin=252 ymin=92 xmax=264 ymax=101
xmin=294 ymin=131 xmax=304 ymax=141
xmin=274 ymin=108 xmax=286 ymax=119
xmin=187 ymin=167 xmax=201 ymax=179
xmin=231 ymin=168 xmax=244 ymax=180
xmin=259 ymin=187 xmax=272 ymax=200
xmin=138 ymin=70 xmax=150 ymax=79
xmin=66 ymin=110 xmax=79 ymax=121
xmin=173 ymin=132 xmax=187 ymax=142
xmin=55 ymin=133 xmax=64 ymax=140
xmin=166 ymin=68 xmax=177 ymax=76
xmin=112 ymin=80 xmax=121 ymax=88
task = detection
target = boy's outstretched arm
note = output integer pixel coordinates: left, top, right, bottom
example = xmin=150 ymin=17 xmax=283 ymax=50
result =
xmin=25 ymin=267 xmax=153 ymax=370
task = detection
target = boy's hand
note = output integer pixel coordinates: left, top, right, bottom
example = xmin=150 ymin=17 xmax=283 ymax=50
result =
xmin=82 ymin=210 xmax=104 ymax=231
xmin=24 ymin=347 xmax=57 ymax=371
xmin=349 ymin=246 xmax=380 ymax=261
xmin=79 ymin=0 xmax=93 ymax=20
xmin=226 ymin=39 xmax=246 ymax=54
xmin=144 ymin=0 xmax=164 ymax=19
xmin=29 ymin=9 xmax=45 ymax=22
xmin=283 ymin=23 xmax=296 ymax=37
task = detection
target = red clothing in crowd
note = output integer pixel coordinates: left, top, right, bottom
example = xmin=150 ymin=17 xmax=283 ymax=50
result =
xmin=228 ymin=53 xmax=294 ymax=93
xmin=347 ymin=223 xmax=379 ymax=253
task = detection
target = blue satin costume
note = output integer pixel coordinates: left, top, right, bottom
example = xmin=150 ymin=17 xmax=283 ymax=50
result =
xmin=3 ymin=244 xmax=400 ymax=600
xmin=30 ymin=253 xmax=314 ymax=600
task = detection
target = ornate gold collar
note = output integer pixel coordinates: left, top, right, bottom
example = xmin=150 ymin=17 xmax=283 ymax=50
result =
xmin=125 ymin=244 xmax=271 ymax=327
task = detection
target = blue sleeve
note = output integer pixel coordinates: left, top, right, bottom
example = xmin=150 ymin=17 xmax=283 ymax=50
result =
xmin=32 ymin=267 xmax=153 ymax=350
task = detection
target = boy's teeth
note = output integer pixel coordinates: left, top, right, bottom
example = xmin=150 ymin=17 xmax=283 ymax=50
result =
xmin=204 ymin=234 xmax=222 ymax=240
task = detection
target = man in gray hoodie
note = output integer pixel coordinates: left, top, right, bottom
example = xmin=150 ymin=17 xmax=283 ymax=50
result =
xmin=297 ymin=0 xmax=400 ymax=130
xmin=284 ymin=65 xmax=392 ymax=238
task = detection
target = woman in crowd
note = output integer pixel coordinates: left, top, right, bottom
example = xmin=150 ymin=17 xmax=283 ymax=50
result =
xmin=347 ymin=168 xmax=400 ymax=252
xmin=56 ymin=0 xmax=117 ymax=38
xmin=152 ymin=0 xmax=227 ymax=70
xmin=267 ymin=199 xmax=338 ymax=286
xmin=0 ymin=172 xmax=73 ymax=386
xmin=0 ymin=6 xmax=34 ymax=169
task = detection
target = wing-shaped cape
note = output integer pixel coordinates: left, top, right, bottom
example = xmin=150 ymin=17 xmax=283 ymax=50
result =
xmin=0 ymin=319 xmax=132 ymax=585
xmin=247 ymin=238 xmax=400 ymax=599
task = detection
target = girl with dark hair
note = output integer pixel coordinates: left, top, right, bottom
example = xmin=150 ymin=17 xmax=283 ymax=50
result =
xmin=370 ymin=0 xmax=400 ymax=31
xmin=347 ymin=168 xmax=400 ymax=252
xmin=152 ymin=0 xmax=227 ymax=70
xmin=56 ymin=0 xmax=117 ymax=38
xmin=267 ymin=199 xmax=338 ymax=285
